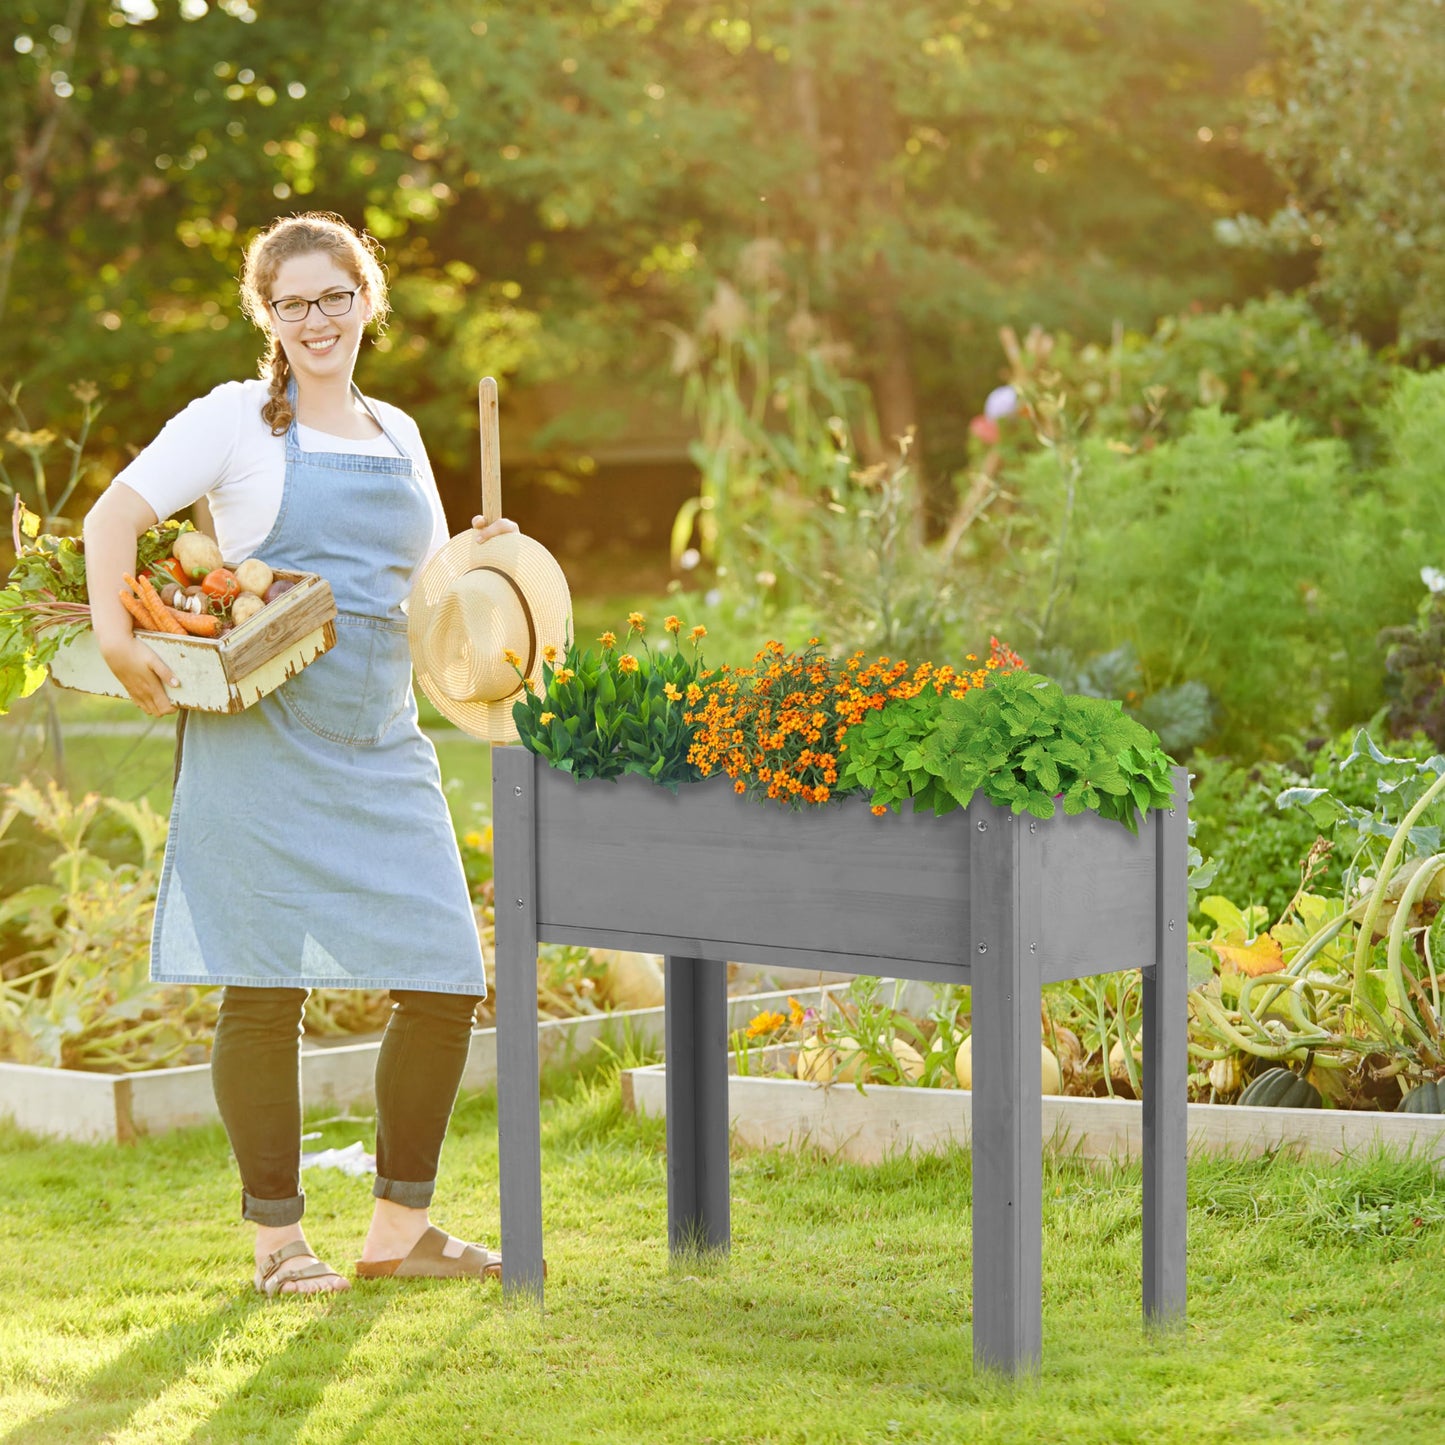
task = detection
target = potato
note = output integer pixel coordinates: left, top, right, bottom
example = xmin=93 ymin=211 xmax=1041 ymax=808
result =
xmin=230 ymin=593 xmax=266 ymax=627
xmin=174 ymin=530 xmax=224 ymax=581
xmin=233 ymin=557 xmax=275 ymax=597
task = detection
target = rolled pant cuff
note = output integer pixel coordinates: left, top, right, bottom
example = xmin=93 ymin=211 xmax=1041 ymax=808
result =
xmin=372 ymin=1176 xmax=435 ymax=1208
xmin=242 ymin=1189 xmax=305 ymax=1226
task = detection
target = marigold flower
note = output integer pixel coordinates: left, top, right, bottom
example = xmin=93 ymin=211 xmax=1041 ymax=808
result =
xmin=502 ymin=647 xmax=522 ymax=668
xmin=598 ymin=631 xmax=617 ymax=648
xmin=618 ymin=653 xmax=639 ymax=673
xmin=664 ymin=614 xmax=682 ymax=634
xmin=627 ymin=611 xmax=646 ymax=634
xmin=871 ymin=803 xmax=888 ymax=816
xmin=747 ymin=1010 xmax=787 ymax=1039
xmin=788 ymin=996 xmax=806 ymax=1029
xmin=734 ymin=778 xmax=746 ymax=793
xmin=689 ymin=625 xmax=707 ymax=642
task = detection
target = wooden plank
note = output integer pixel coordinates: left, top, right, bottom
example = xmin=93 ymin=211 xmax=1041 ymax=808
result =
xmin=219 ymin=575 xmax=337 ymax=680
xmin=1142 ymin=766 xmax=1188 ymax=1328
xmin=493 ymin=746 xmax=546 ymax=1301
xmin=537 ymin=923 xmax=972 ymax=987
xmin=527 ymin=757 xmax=972 ymax=964
xmin=1033 ymin=808 xmax=1158 ymax=983
xmin=623 ymin=1066 xmax=1445 ymax=1171
xmin=969 ymin=806 xmax=1042 ymax=1377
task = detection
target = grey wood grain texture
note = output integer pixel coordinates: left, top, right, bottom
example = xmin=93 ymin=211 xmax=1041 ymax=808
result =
xmin=969 ymin=806 xmax=1043 ymax=1377
xmin=492 ymin=745 xmax=547 ymax=1301
xmin=538 ymin=924 xmax=972 ymax=988
xmin=530 ymin=762 xmax=971 ymax=965
xmin=1142 ymin=766 xmax=1189 ymax=1326
xmin=664 ymin=958 xmax=731 ymax=1254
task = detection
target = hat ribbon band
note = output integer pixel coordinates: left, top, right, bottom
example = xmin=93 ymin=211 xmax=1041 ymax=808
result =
xmin=478 ymin=565 xmax=537 ymax=693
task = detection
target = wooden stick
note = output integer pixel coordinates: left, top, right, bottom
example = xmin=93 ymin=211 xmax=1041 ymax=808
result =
xmin=479 ymin=377 xmax=502 ymax=525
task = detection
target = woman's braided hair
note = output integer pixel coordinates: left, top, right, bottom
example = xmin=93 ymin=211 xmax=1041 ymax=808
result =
xmin=238 ymin=212 xmax=390 ymax=436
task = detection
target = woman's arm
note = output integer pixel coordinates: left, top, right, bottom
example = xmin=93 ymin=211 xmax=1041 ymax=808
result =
xmin=83 ymin=482 xmax=181 ymax=717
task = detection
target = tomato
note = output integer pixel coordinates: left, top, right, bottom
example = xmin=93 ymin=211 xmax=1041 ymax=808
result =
xmin=200 ymin=568 xmax=241 ymax=604
xmin=150 ymin=556 xmax=188 ymax=587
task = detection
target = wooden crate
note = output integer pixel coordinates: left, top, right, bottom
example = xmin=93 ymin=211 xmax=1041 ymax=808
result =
xmin=48 ymin=571 xmax=337 ymax=714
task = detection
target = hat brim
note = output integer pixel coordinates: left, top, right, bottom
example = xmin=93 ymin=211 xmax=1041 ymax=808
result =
xmin=408 ymin=529 xmax=572 ymax=742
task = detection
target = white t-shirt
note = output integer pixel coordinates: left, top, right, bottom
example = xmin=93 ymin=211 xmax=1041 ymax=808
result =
xmin=112 ymin=378 xmax=451 ymax=573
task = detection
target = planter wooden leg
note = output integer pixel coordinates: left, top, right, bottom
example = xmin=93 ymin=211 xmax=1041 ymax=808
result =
xmin=1143 ymin=778 xmax=1189 ymax=1328
xmin=493 ymin=747 xmax=545 ymax=1303
xmin=663 ymin=956 xmax=730 ymax=1257
xmin=970 ymin=813 xmax=1042 ymax=1376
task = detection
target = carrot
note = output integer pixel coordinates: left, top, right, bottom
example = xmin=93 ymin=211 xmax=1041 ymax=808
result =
xmin=124 ymin=572 xmax=185 ymax=634
xmin=118 ymin=589 xmax=155 ymax=632
xmin=168 ymin=607 xmax=219 ymax=638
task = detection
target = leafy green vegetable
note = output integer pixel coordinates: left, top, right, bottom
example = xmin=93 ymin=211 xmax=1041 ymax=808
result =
xmin=839 ymin=670 xmax=1176 ymax=832
xmin=0 ymin=499 xmax=193 ymax=715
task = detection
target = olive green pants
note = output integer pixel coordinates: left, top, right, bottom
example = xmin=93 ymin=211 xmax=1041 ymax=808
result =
xmin=210 ymin=986 xmax=484 ymax=1226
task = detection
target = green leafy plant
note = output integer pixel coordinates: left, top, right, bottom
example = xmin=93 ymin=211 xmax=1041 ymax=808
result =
xmin=1378 ymin=570 xmax=1445 ymax=750
xmin=839 ymin=670 xmax=1175 ymax=832
xmin=511 ymin=612 xmax=709 ymax=790
xmin=1 ymin=498 xmax=194 ymax=714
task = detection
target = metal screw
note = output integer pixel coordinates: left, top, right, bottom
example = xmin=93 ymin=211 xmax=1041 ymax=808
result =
xmin=1168 ymin=919 xmax=1176 ymax=931
xmin=977 ymin=820 xmax=988 ymax=833
xmin=1029 ymin=942 xmax=1037 ymax=954
xmin=1168 ymin=807 xmax=1176 ymax=816
xmin=977 ymin=942 xmax=988 ymax=955
xmin=1028 ymin=821 xmax=1037 ymax=834
xmin=514 ymin=785 xmax=523 ymax=796
xmin=516 ymin=898 xmax=525 ymax=908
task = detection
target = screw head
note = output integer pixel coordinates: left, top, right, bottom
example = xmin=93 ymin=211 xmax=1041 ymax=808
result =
xmin=1029 ymin=942 xmax=1037 ymax=954
xmin=1028 ymin=821 xmax=1037 ymax=833
xmin=514 ymin=785 xmax=523 ymax=796
xmin=1168 ymin=807 xmax=1176 ymax=816
xmin=516 ymin=898 xmax=525 ymax=908
xmin=1168 ymin=919 xmax=1176 ymax=931
xmin=977 ymin=942 xmax=988 ymax=955
xmin=976 ymin=820 xmax=988 ymax=833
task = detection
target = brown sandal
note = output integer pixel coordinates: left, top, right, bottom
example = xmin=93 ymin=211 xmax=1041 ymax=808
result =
xmin=354 ymin=1224 xmax=512 ymax=1281
xmin=254 ymin=1239 xmax=349 ymax=1297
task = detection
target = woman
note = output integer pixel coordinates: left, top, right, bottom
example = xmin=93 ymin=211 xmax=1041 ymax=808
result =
xmin=84 ymin=212 xmax=514 ymax=1296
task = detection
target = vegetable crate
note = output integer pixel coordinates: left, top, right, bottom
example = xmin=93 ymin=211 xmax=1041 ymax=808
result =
xmin=492 ymin=746 xmax=1190 ymax=1378
xmin=49 ymin=571 xmax=337 ymax=714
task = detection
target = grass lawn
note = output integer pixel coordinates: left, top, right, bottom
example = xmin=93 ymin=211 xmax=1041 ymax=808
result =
xmin=3 ymin=1057 xmax=1445 ymax=1443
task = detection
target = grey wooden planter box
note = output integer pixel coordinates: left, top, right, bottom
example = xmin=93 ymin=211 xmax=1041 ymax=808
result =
xmin=493 ymin=746 xmax=1190 ymax=1377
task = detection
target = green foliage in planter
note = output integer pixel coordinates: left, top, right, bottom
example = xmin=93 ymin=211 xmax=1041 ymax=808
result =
xmin=838 ymin=670 xmax=1174 ymax=832
xmin=512 ymin=617 xmax=708 ymax=790
xmin=1237 ymin=1066 xmax=1322 ymax=1109
xmin=1378 ymin=577 xmax=1445 ymax=751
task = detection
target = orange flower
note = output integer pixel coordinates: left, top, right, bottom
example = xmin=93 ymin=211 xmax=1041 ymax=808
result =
xmin=539 ymin=711 xmax=555 ymax=726
xmin=664 ymin=615 xmax=682 ymax=634
xmin=689 ymin=625 xmax=707 ymax=642
xmin=734 ymin=778 xmax=746 ymax=794
xmin=554 ymin=667 xmax=575 ymax=685
xmin=598 ymin=631 xmax=617 ymax=648
xmin=618 ymin=653 xmax=638 ymax=673
xmin=542 ymin=643 xmax=559 ymax=664
xmin=746 ymin=1010 xmax=787 ymax=1039
xmin=627 ymin=611 xmax=646 ymax=634
xmin=664 ymin=682 xmax=682 ymax=702
xmin=503 ymin=647 xmax=522 ymax=669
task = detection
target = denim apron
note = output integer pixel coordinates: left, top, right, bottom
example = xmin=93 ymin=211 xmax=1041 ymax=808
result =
xmin=152 ymin=387 xmax=486 ymax=996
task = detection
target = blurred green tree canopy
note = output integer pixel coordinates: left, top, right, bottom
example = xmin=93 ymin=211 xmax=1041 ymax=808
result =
xmin=3 ymin=0 xmax=1287 ymax=515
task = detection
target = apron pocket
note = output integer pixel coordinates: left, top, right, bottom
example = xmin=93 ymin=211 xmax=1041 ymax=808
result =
xmin=276 ymin=614 xmax=412 ymax=746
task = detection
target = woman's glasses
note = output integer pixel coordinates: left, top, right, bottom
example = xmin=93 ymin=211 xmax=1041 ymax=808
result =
xmin=269 ymin=290 xmax=357 ymax=323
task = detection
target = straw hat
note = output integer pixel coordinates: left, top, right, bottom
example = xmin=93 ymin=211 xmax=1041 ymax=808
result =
xmin=408 ymin=529 xmax=572 ymax=741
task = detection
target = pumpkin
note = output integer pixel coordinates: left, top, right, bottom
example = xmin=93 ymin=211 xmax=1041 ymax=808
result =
xmin=1398 ymin=1081 xmax=1445 ymax=1114
xmin=890 ymin=1037 xmax=926 ymax=1083
xmin=796 ymin=1042 xmax=837 ymax=1084
xmin=1237 ymin=1066 xmax=1322 ymax=1109
xmin=1209 ymin=1056 xmax=1243 ymax=1095
xmin=953 ymin=1035 xmax=1063 ymax=1094
xmin=833 ymin=1036 xmax=868 ymax=1083
xmin=593 ymin=950 xmax=665 ymax=1011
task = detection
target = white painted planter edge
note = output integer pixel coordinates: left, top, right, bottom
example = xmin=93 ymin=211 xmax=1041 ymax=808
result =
xmin=620 ymin=1059 xmax=1445 ymax=1170
xmin=0 ymin=985 xmax=834 ymax=1145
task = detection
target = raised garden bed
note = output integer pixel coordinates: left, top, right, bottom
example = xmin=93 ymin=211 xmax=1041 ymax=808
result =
xmin=493 ymin=745 xmax=1190 ymax=1377
xmin=0 ymin=985 xmax=827 ymax=1145
xmin=621 ymin=1044 xmax=1445 ymax=1169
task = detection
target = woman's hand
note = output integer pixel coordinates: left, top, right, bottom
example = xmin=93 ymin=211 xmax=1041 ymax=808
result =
xmin=100 ymin=634 xmax=179 ymax=718
xmin=471 ymin=515 xmax=520 ymax=544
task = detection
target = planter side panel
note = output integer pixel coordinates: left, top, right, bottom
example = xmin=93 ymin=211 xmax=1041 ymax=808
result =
xmin=1031 ymin=809 xmax=1159 ymax=983
xmin=531 ymin=763 xmax=971 ymax=968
